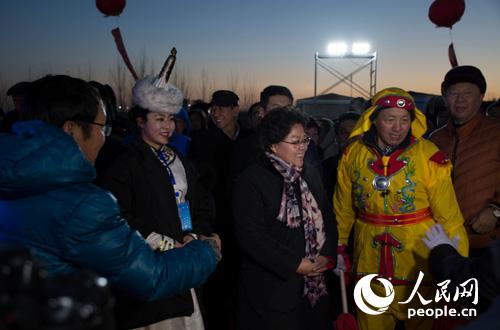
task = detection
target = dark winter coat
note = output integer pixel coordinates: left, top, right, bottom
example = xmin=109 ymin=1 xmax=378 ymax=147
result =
xmin=100 ymin=138 xmax=216 ymax=328
xmin=232 ymin=158 xmax=337 ymax=330
xmin=429 ymin=240 xmax=500 ymax=312
xmin=189 ymin=124 xmax=253 ymax=329
xmin=189 ymin=125 xmax=252 ymax=232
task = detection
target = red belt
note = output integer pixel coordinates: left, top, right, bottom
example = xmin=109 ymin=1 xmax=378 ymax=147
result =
xmin=359 ymin=208 xmax=432 ymax=226
xmin=353 ymin=273 xmax=435 ymax=286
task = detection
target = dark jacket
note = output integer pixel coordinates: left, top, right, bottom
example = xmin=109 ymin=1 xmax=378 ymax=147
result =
xmin=189 ymin=125 xmax=253 ymax=329
xmin=102 ymin=138 xmax=215 ymax=240
xmin=0 ymin=121 xmax=216 ymax=302
xmin=232 ymin=158 xmax=337 ymax=330
xmin=190 ymin=125 xmax=252 ymax=231
xmin=101 ymin=138 xmax=216 ymax=328
xmin=322 ymin=154 xmax=340 ymax=202
xmin=429 ymin=240 xmax=500 ymax=312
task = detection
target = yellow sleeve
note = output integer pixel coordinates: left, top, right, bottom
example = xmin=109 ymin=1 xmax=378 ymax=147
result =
xmin=426 ymin=159 xmax=469 ymax=257
xmin=333 ymin=150 xmax=356 ymax=245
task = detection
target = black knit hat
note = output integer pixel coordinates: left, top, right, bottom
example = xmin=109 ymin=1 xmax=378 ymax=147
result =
xmin=441 ymin=65 xmax=486 ymax=95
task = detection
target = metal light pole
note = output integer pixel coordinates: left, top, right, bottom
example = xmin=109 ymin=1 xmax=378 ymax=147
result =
xmin=314 ymin=43 xmax=377 ymax=99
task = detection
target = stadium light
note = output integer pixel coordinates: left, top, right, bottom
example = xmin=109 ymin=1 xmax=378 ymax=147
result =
xmin=327 ymin=42 xmax=348 ymax=57
xmin=352 ymin=42 xmax=371 ymax=55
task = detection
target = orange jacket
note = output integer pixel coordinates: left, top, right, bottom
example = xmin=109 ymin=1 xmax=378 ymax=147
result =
xmin=430 ymin=112 xmax=500 ymax=248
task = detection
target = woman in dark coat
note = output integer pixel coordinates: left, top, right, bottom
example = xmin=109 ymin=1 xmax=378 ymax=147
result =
xmin=101 ymin=74 xmax=218 ymax=329
xmin=232 ymin=107 xmax=337 ymax=330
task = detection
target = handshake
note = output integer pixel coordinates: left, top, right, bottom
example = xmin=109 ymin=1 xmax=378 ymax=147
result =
xmin=200 ymin=234 xmax=222 ymax=263
xmin=146 ymin=232 xmax=222 ymax=262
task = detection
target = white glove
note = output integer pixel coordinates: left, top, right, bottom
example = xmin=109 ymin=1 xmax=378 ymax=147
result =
xmin=333 ymin=253 xmax=347 ymax=276
xmin=422 ymin=224 xmax=459 ymax=251
xmin=145 ymin=232 xmax=175 ymax=251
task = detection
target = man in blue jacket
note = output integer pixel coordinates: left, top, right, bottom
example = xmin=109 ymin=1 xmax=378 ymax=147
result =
xmin=0 ymin=75 xmax=218 ymax=304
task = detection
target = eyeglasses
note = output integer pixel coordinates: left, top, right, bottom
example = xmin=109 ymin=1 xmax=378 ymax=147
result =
xmin=281 ymin=136 xmax=311 ymax=146
xmin=88 ymin=121 xmax=113 ymax=137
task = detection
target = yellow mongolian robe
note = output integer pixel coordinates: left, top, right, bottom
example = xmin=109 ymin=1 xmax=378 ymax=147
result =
xmin=334 ymin=137 xmax=468 ymax=284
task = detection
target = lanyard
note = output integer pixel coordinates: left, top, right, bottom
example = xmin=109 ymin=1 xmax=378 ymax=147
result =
xmin=152 ymin=146 xmax=191 ymax=231
xmin=153 ymin=146 xmax=177 ymax=186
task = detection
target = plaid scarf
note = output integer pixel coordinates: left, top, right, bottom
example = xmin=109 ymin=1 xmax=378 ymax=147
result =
xmin=266 ymin=152 xmax=327 ymax=305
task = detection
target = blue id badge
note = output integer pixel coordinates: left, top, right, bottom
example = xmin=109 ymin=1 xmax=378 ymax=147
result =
xmin=178 ymin=201 xmax=193 ymax=232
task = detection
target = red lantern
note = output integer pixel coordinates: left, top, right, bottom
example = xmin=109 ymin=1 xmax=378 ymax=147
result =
xmin=96 ymin=0 xmax=126 ymax=17
xmin=428 ymin=0 xmax=465 ymax=28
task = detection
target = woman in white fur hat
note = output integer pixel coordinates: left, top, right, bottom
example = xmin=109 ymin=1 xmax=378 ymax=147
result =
xmin=101 ymin=52 xmax=219 ymax=330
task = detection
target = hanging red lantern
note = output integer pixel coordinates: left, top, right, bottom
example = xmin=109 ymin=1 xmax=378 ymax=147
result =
xmin=428 ymin=0 xmax=465 ymax=28
xmin=96 ymin=0 xmax=126 ymax=17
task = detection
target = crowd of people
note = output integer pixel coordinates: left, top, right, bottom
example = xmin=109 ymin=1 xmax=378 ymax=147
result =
xmin=0 ymin=64 xmax=499 ymax=330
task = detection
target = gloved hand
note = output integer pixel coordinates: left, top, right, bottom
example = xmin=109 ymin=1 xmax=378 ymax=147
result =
xmin=422 ymin=224 xmax=459 ymax=251
xmin=145 ymin=232 xmax=177 ymax=251
xmin=333 ymin=245 xmax=351 ymax=277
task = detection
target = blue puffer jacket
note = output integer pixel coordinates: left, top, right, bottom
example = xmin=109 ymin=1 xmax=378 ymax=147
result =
xmin=0 ymin=120 xmax=217 ymax=301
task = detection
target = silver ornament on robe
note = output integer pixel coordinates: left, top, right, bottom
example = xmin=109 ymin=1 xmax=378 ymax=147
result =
xmin=372 ymin=176 xmax=390 ymax=192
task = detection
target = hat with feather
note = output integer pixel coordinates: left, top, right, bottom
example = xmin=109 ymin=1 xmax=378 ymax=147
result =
xmin=132 ymin=48 xmax=183 ymax=114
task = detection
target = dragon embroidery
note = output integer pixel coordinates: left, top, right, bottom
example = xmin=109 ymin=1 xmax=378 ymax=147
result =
xmin=398 ymin=158 xmax=416 ymax=212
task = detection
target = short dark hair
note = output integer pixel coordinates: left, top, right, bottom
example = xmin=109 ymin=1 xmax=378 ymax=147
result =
xmin=210 ymin=90 xmax=239 ymax=107
xmin=247 ymin=102 xmax=262 ymax=117
xmin=21 ymin=75 xmax=101 ymax=138
xmin=127 ymin=105 xmax=150 ymax=123
xmin=7 ymin=81 xmax=31 ymax=97
xmin=260 ymin=85 xmax=293 ymax=108
xmin=338 ymin=112 xmax=360 ymax=124
xmin=259 ymin=107 xmax=306 ymax=152
xmin=335 ymin=112 xmax=360 ymax=135
xmin=306 ymin=117 xmax=320 ymax=131
xmin=89 ymin=81 xmax=117 ymax=122
xmin=190 ymin=101 xmax=210 ymax=115
xmin=188 ymin=108 xmax=208 ymax=129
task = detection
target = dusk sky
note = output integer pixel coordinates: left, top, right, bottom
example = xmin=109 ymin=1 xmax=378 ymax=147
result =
xmin=1 ymin=0 xmax=499 ymax=107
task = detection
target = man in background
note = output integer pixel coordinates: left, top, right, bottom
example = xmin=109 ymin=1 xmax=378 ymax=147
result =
xmin=430 ymin=65 xmax=500 ymax=254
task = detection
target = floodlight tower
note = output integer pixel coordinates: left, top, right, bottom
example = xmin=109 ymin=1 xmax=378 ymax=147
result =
xmin=314 ymin=42 xmax=377 ymax=99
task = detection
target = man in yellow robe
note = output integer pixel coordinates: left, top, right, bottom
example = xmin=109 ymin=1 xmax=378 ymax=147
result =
xmin=333 ymin=87 xmax=468 ymax=329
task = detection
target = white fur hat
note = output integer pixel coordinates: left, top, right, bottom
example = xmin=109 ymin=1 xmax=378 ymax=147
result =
xmin=132 ymin=48 xmax=183 ymax=114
